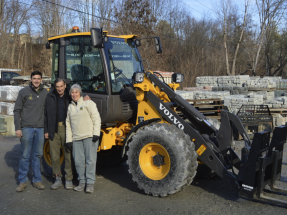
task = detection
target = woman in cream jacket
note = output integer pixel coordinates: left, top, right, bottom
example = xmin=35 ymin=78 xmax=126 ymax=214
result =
xmin=66 ymin=84 xmax=101 ymax=193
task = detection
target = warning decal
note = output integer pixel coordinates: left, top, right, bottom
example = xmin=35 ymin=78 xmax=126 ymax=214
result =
xmin=197 ymin=144 xmax=207 ymax=156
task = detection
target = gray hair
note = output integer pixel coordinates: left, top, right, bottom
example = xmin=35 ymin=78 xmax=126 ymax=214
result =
xmin=54 ymin=78 xmax=66 ymax=85
xmin=69 ymin=84 xmax=82 ymax=96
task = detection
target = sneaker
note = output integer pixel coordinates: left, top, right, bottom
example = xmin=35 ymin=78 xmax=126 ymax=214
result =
xmin=65 ymin=180 xmax=73 ymax=190
xmin=51 ymin=175 xmax=62 ymax=190
xmin=86 ymin=184 xmax=94 ymax=193
xmin=16 ymin=183 xmax=27 ymax=192
xmin=73 ymin=183 xmax=85 ymax=192
xmin=33 ymin=182 xmax=45 ymax=190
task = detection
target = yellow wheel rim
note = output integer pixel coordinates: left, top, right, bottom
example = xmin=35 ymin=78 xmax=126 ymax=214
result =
xmin=139 ymin=143 xmax=170 ymax=180
xmin=43 ymin=139 xmax=65 ymax=167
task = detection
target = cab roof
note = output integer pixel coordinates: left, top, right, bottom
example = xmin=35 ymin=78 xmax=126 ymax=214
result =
xmin=48 ymin=31 xmax=138 ymax=41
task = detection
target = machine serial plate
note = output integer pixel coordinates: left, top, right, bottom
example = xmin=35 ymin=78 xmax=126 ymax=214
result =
xmin=197 ymin=144 xmax=207 ymax=156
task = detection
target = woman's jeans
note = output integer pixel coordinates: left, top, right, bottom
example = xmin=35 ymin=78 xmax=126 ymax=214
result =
xmin=18 ymin=127 xmax=44 ymax=183
xmin=73 ymin=138 xmax=98 ymax=184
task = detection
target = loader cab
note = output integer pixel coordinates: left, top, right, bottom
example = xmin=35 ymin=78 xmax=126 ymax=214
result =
xmin=48 ymin=30 xmax=143 ymax=125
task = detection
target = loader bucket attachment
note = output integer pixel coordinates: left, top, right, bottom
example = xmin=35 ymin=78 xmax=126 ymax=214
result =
xmin=239 ymin=125 xmax=287 ymax=207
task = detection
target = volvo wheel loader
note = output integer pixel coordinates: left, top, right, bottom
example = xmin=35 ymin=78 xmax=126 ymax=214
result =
xmin=42 ymin=26 xmax=287 ymax=206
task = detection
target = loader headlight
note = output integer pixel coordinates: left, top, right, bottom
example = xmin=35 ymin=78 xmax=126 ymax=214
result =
xmin=133 ymin=72 xmax=145 ymax=83
xmin=172 ymin=73 xmax=184 ymax=83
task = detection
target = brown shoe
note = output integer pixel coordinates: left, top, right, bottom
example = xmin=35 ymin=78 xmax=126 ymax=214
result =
xmin=16 ymin=183 xmax=27 ymax=192
xmin=33 ymin=182 xmax=45 ymax=190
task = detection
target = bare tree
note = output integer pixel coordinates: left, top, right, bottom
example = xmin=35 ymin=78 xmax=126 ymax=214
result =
xmin=253 ymin=0 xmax=286 ymax=75
xmin=217 ymin=0 xmax=250 ymax=76
xmin=231 ymin=0 xmax=249 ymax=75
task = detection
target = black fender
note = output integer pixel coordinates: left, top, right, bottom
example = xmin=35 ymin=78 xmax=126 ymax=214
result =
xmin=121 ymin=118 xmax=162 ymax=158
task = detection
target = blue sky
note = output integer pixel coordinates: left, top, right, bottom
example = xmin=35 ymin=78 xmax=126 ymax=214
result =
xmin=182 ymin=0 xmax=217 ymax=20
xmin=182 ymin=0 xmax=255 ymax=21
xmin=182 ymin=0 xmax=217 ymax=19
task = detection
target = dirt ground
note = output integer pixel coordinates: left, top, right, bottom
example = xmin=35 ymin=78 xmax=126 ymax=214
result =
xmin=1 ymin=135 xmax=287 ymax=215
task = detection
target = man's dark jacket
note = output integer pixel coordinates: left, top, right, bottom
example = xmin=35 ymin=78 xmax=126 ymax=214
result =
xmin=14 ymin=84 xmax=48 ymax=130
xmin=44 ymin=88 xmax=71 ymax=140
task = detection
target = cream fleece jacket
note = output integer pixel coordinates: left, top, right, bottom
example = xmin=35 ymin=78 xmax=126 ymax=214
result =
xmin=66 ymin=96 xmax=101 ymax=142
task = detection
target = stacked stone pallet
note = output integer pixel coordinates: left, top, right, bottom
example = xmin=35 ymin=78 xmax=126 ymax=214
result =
xmin=212 ymin=86 xmax=248 ymax=95
xmin=224 ymin=94 xmax=264 ymax=114
xmin=196 ymin=75 xmax=249 ymax=87
xmin=244 ymin=76 xmax=279 ymax=88
xmin=0 ymin=86 xmax=23 ymax=115
xmin=176 ymin=91 xmax=195 ymax=100
xmin=177 ymin=90 xmax=230 ymax=104
xmin=217 ymin=75 xmax=249 ymax=87
xmin=196 ymin=75 xmax=279 ymax=88
xmin=195 ymin=76 xmax=218 ymax=86
xmin=193 ymin=91 xmax=230 ymax=100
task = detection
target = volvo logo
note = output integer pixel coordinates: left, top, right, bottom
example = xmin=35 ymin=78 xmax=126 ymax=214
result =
xmin=159 ymin=103 xmax=184 ymax=130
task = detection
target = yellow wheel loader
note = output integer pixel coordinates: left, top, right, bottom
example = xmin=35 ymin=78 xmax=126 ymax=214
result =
xmin=42 ymin=26 xmax=287 ymax=206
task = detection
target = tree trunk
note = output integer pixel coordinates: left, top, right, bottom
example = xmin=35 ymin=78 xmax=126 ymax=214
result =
xmin=224 ymin=30 xmax=230 ymax=75
xmin=231 ymin=2 xmax=248 ymax=76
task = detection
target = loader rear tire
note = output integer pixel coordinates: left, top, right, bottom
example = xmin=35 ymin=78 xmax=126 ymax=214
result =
xmin=41 ymin=139 xmax=65 ymax=178
xmin=127 ymin=123 xmax=198 ymax=197
xmin=97 ymin=146 xmax=127 ymax=167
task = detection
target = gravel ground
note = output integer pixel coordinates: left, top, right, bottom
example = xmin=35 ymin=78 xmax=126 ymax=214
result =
xmin=1 ymin=136 xmax=287 ymax=215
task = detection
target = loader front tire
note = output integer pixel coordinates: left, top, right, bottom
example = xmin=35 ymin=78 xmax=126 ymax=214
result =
xmin=127 ymin=123 xmax=198 ymax=197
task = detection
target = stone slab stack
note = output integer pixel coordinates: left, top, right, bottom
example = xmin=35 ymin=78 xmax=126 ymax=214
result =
xmin=195 ymin=76 xmax=218 ymax=86
xmin=176 ymin=91 xmax=195 ymax=100
xmin=196 ymin=75 xmax=279 ymax=88
xmin=0 ymin=86 xmax=23 ymax=116
xmin=223 ymin=94 xmax=264 ymax=114
xmin=196 ymin=75 xmax=249 ymax=87
xmin=193 ymin=91 xmax=230 ymax=100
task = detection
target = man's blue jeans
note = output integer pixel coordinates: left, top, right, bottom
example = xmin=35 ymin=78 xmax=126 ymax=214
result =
xmin=18 ymin=127 xmax=44 ymax=183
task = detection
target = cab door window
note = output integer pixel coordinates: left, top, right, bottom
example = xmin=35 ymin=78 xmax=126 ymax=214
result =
xmin=66 ymin=36 xmax=106 ymax=93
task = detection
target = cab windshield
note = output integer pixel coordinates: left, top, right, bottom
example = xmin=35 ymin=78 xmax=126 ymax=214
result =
xmin=50 ymin=35 xmax=143 ymax=93
xmin=104 ymin=37 xmax=144 ymax=93
xmin=65 ymin=36 xmax=105 ymax=93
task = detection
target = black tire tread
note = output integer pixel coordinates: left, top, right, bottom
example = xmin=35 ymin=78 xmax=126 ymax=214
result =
xmin=127 ymin=123 xmax=198 ymax=197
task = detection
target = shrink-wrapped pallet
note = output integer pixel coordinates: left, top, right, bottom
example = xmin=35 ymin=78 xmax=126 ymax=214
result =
xmin=0 ymin=102 xmax=15 ymax=115
xmin=0 ymin=86 xmax=23 ymax=101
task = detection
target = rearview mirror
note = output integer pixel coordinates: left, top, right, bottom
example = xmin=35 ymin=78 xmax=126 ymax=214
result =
xmin=90 ymin=28 xmax=104 ymax=48
xmin=154 ymin=37 xmax=162 ymax=54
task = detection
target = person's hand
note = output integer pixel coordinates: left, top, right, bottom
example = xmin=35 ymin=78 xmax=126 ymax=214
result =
xmin=16 ymin=130 xmax=22 ymax=138
xmin=44 ymin=133 xmax=49 ymax=139
xmin=92 ymin=135 xmax=100 ymax=142
xmin=83 ymin=95 xmax=91 ymax=101
xmin=65 ymin=142 xmax=73 ymax=152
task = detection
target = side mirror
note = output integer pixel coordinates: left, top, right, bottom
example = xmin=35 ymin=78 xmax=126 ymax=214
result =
xmin=154 ymin=37 xmax=162 ymax=54
xmin=90 ymin=28 xmax=104 ymax=48
xmin=45 ymin=42 xmax=50 ymax=49
xmin=135 ymin=39 xmax=141 ymax=47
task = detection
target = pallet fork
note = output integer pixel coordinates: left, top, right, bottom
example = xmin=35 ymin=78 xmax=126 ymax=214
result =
xmin=238 ymin=126 xmax=287 ymax=206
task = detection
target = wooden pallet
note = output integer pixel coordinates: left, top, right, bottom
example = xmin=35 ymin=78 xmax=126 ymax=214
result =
xmin=269 ymin=108 xmax=287 ymax=115
xmin=184 ymin=98 xmax=224 ymax=121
